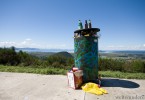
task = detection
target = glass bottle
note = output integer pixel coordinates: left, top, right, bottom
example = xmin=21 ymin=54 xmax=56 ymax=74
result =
xmin=88 ymin=20 xmax=92 ymax=28
xmin=78 ymin=20 xmax=83 ymax=29
xmin=85 ymin=20 xmax=88 ymax=29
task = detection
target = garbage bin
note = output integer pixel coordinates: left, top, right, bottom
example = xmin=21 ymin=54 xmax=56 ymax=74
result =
xmin=74 ymin=28 xmax=100 ymax=82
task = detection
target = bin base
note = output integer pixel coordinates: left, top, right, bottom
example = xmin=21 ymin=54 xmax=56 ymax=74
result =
xmin=83 ymin=79 xmax=99 ymax=84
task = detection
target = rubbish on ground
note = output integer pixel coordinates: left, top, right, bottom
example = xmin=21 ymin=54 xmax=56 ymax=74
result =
xmin=72 ymin=67 xmax=79 ymax=72
xmin=81 ymin=82 xmax=108 ymax=95
xmin=74 ymin=70 xmax=83 ymax=77
xmin=67 ymin=67 xmax=83 ymax=89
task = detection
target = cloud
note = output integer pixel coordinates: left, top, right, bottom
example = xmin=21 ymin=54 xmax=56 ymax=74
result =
xmin=1 ymin=39 xmax=144 ymax=50
xmin=0 ymin=39 xmax=68 ymax=49
xmin=0 ymin=38 xmax=34 ymax=48
xmin=0 ymin=41 xmax=16 ymax=47
xmin=25 ymin=38 xmax=31 ymax=41
xmin=21 ymin=38 xmax=32 ymax=45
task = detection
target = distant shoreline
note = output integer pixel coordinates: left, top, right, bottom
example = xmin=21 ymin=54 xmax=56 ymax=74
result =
xmin=15 ymin=48 xmax=145 ymax=54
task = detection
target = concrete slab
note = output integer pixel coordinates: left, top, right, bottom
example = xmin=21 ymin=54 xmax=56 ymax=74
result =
xmin=0 ymin=72 xmax=85 ymax=100
xmin=0 ymin=72 xmax=145 ymax=100
xmin=85 ymin=78 xmax=145 ymax=100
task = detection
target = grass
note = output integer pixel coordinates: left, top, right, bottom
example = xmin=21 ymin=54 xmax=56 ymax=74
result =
xmin=0 ymin=65 xmax=67 ymax=75
xmin=99 ymin=71 xmax=145 ymax=79
xmin=0 ymin=65 xmax=145 ymax=79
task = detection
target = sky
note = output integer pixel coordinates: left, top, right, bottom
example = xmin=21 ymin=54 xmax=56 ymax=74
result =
xmin=0 ymin=0 xmax=145 ymax=50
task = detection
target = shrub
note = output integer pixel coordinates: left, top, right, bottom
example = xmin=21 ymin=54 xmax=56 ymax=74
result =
xmin=132 ymin=60 xmax=144 ymax=73
xmin=52 ymin=62 xmax=60 ymax=68
xmin=99 ymin=58 xmax=145 ymax=73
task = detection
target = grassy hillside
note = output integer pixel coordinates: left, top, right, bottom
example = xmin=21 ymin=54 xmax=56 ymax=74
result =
xmin=51 ymin=51 xmax=73 ymax=58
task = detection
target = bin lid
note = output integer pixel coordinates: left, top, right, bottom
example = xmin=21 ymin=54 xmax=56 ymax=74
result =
xmin=74 ymin=28 xmax=100 ymax=33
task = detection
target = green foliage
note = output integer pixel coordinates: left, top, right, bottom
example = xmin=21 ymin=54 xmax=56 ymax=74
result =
xmin=52 ymin=51 xmax=73 ymax=58
xmin=0 ymin=47 xmax=74 ymax=70
xmin=0 ymin=47 xmax=20 ymax=65
xmin=18 ymin=50 xmax=35 ymax=66
xmin=99 ymin=58 xmax=145 ymax=73
xmin=99 ymin=58 xmax=123 ymax=71
xmin=0 ymin=65 xmax=67 ymax=75
xmin=47 ymin=54 xmax=74 ymax=69
xmin=0 ymin=47 xmax=145 ymax=77
xmin=99 ymin=71 xmax=145 ymax=79
xmin=0 ymin=65 xmax=145 ymax=79
xmin=132 ymin=60 xmax=145 ymax=73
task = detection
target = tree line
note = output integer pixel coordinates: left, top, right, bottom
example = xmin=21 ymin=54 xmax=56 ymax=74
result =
xmin=0 ymin=47 xmax=74 ymax=69
xmin=0 ymin=47 xmax=145 ymax=73
xmin=99 ymin=57 xmax=145 ymax=73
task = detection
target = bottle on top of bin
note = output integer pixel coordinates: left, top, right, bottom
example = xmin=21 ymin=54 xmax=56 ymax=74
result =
xmin=78 ymin=20 xmax=92 ymax=29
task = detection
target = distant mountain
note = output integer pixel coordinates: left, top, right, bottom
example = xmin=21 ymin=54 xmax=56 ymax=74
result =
xmin=15 ymin=47 xmax=74 ymax=53
xmin=29 ymin=52 xmax=55 ymax=58
xmin=51 ymin=51 xmax=73 ymax=58
xmin=15 ymin=48 xmax=40 ymax=52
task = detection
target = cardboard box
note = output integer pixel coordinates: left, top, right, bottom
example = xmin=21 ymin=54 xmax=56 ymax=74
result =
xmin=67 ymin=70 xmax=83 ymax=89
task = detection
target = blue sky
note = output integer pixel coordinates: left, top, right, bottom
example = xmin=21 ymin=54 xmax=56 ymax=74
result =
xmin=0 ymin=0 xmax=145 ymax=50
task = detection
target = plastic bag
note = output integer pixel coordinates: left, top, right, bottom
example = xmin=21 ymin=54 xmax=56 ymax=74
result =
xmin=81 ymin=82 xmax=108 ymax=95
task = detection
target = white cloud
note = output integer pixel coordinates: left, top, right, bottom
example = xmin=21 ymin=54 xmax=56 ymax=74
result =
xmin=0 ymin=38 xmax=34 ymax=48
xmin=21 ymin=38 xmax=32 ymax=45
xmin=0 ymin=39 xmax=68 ymax=49
xmin=25 ymin=38 xmax=32 ymax=41
xmin=144 ymin=44 xmax=145 ymax=47
xmin=0 ymin=41 xmax=16 ymax=47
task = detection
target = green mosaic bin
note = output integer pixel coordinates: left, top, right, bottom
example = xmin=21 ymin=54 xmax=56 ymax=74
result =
xmin=74 ymin=28 xmax=100 ymax=82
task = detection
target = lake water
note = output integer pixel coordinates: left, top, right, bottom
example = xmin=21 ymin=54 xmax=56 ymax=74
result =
xmin=16 ymin=48 xmax=145 ymax=54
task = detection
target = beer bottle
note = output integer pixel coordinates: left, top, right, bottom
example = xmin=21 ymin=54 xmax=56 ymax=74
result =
xmin=78 ymin=20 xmax=83 ymax=29
xmin=85 ymin=20 xmax=88 ymax=29
xmin=88 ymin=20 xmax=92 ymax=28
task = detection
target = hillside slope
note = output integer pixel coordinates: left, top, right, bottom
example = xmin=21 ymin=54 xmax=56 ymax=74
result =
xmin=51 ymin=51 xmax=73 ymax=58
